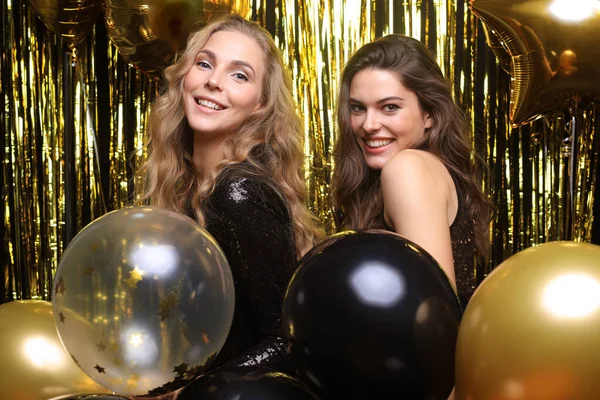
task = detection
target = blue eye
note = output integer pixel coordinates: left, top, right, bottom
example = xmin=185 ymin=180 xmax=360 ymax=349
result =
xmin=234 ymin=72 xmax=248 ymax=81
xmin=196 ymin=60 xmax=211 ymax=69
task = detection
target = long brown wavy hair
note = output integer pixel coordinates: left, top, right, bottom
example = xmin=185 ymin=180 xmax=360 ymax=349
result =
xmin=331 ymin=34 xmax=494 ymax=258
xmin=139 ymin=14 xmax=323 ymax=256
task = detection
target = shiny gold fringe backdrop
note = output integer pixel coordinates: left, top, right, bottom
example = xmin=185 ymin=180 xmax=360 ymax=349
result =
xmin=1 ymin=1 xmax=156 ymax=302
xmin=2 ymin=0 xmax=599 ymax=302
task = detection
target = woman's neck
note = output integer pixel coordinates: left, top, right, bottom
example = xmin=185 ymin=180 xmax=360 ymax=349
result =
xmin=192 ymin=133 xmax=227 ymax=179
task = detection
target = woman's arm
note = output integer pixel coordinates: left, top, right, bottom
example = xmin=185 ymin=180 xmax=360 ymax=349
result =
xmin=380 ymin=149 xmax=456 ymax=284
xmin=204 ymin=173 xmax=298 ymax=373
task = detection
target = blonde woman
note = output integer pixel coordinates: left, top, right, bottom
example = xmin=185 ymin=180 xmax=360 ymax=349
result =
xmin=141 ymin=14 xmax=323 ymax=372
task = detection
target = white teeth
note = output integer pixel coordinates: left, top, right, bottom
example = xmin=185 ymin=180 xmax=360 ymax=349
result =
xmin=365 ymin=139 xmax=393 ymax=148
xmin=195 ymin=98 xmax=224 ymax=110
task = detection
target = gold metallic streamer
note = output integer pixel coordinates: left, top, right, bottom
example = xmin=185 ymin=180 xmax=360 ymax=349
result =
xmin=1 ymin=1 xmax=156 ymax=301
xmin=2 ymin=0 xmax=599 ymax=302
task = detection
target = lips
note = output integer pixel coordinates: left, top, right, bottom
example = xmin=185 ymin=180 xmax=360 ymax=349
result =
xmin=194 ymin=97 xmax=227 ymax=111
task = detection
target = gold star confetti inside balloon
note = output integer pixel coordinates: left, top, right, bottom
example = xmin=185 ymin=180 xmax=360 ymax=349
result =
xmin=470 ymin=0 xmax=600 ymax=126
xmin=109 ymin=340 xmax=119 ymax=353
xmin=173 ymin=363 xmax=189 ymax=377
xmin=127 ymin=374 xmax=140 ymax=387
xmin=56 ymin=276 xmax=66 ymax=295
xmin=124 ymin=266 xmax=145 ymax=288
xmin=129 ymin=333 xmax=144 ymax=347
xmin=52 ymin=207 xmax=235 ymax=396
xmin=158 ymin=293 xmax=179 ymax=321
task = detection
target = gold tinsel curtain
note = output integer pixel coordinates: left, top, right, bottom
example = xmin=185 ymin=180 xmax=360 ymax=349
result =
xmin=2 ymin=0 xmax=599 ymax=303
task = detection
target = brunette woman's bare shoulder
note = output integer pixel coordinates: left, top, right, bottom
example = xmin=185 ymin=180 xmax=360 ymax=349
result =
xmin=381 ymin=149 xmax=447 ymax=190
xmin=382 ymin=149 xmax=444 ymax=175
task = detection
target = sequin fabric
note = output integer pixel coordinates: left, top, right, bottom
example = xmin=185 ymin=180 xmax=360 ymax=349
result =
xmin=201 ymin=166 xmax=297 ymax=374
xmin=449 ymin=177 xmax=477 ymax=309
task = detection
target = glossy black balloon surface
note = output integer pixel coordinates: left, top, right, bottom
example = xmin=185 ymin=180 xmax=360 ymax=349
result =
xmin=282 ymin=230 xmax=462 ymax=400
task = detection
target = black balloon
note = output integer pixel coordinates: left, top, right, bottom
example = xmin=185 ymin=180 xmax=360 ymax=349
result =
xmin=282 ymin=230 xmax=462 ymax=400
xmin=174 ymin=367 xmax=319 ymax=400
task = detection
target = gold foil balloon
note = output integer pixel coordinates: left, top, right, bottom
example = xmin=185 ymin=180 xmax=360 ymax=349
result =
xmin=28 ymin=0 xmax=103 ymax=46
xmin=104 ymin=0 xmax=251 ymax=76
xmin=455 ymin=241 xmax=600 ymax=400
xmin=52 ymin=206 xmax=235 ymax=397
xmin=470 ymin=0 xmax=600 ymax=126
xmin=0 ymin=300 xmax=110 ymax=400
xmin=480 ymin=23 xmax=511 ymax=74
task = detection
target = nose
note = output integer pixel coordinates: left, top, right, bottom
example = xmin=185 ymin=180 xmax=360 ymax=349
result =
xmin=205 ymin=72 xmax=223 ymax=91
xmin=363 ymin=110 xmax=381 ymax=133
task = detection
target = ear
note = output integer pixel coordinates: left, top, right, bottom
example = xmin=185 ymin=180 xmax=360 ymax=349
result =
xmin=424 ymin=113 xmax=433 ymax=129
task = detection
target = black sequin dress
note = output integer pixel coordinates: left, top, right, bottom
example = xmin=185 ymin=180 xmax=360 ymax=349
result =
xmin=448 ymin=175 xmax=476 ymax=308
xmin=199 ymin=165 xmax=298 ymax=374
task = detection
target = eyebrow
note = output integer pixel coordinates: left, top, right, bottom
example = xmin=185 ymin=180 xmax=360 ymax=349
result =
xmin=197 ymin=49 xmax=256 ymax=75
xmin=349 ymin=96 xmax=405 ymax=104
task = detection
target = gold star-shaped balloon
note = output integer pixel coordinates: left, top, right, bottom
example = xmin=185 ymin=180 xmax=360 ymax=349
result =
xmin=470 ymin=0 xmax=600 ymax=126
xmin=124 ymin=266 xmax=145 ymax=288
xmin=158 ymin=293 xmax=178 ymax=321
xmin=94 ymin=364 xmax=106 ymax=374
xmin=55 ymin=276 xmax=66 ymax=295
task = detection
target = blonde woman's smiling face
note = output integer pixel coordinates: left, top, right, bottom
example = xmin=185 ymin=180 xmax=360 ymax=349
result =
xmin=183 ymin=30 xmax=265 ymax=140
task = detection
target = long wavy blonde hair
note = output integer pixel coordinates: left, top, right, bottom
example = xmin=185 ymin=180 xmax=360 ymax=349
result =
xmin=139 ymin=14 xmax=323 ymax=256
xmin=332 ymin=34 xmax=494 ymax=258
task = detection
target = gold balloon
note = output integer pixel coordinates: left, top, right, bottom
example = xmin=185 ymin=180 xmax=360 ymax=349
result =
xmin=104 ymin=0 xmax=251 ymax=76
xmin=455 ymin=241 xmax=600 ymax=400
xmin=480 ymin=23 xmax=511 ymax=74
xmin=28 ymin=0 xmax=103 ymax=46
xmin=470 ymin=0 xmax=600 ymax=126
xmin=0 ymin=300 xmax=110 ymax=400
